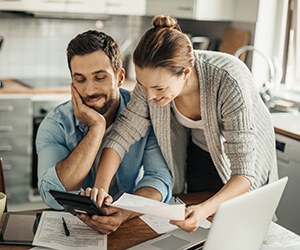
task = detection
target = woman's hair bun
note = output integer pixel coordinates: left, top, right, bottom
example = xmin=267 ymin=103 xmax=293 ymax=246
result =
xmin=152 ymin=14 xmax=182 ymax=32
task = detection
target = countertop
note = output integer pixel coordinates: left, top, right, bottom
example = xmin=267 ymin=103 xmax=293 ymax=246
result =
xmin=261 ymin=222 xmax=300 ymax=250
xmin=0 ymin=78 xmax=136 ymax=94
xmin=272 ymin=114 xmax=300 ymax=140
xmin=0 ymin=79 xmax=70 ymax=94
xmin=1 ymin=79 xmax=299 ymax=141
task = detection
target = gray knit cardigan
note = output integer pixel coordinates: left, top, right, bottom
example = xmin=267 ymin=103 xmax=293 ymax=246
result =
xmin=105 ymin=50 xmax=278 ymax=194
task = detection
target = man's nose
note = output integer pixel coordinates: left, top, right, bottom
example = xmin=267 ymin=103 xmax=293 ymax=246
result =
xmin=83 ymin=80 xmax=97 ymax=96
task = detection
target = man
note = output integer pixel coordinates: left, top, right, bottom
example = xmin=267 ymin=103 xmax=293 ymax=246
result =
xmin=36 ymin=30 xmax=172 ymax=234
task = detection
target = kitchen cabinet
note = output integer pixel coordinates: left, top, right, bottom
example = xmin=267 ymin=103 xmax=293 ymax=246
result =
xmin=23 ymin=0 xmax=66 ymax=13
xmin=146 ymin=0 xmax=196 ymax=19
xmin=0 ymin=0 xmax=25 ymax=11
xmin=195 ymin=0 xmax=259 ymax=22
xmin=195 ymin=0 xmax=235 ymax=21
xmin=21 ymin=0 xmax=142 ymax=16
xmin=66 ymin=0 xmax=106 ymax=14
xmin=146 ymin=0 xmax=258 ymax=22
xmin=0 ymin=96 xmax=32 ymax=204
xmin=106 ymin=0 xmax=146 ymax=16
xmin=23 ymin=0 xmax=106 ymax=14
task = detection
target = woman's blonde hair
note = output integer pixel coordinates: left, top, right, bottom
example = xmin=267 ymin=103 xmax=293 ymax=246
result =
xmin=133 ymin=14 xmax=194 ymax=76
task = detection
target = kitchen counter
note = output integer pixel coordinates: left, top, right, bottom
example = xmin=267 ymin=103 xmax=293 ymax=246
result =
xmin=0 ymin=79 xmax=70 ymax=94
xmin=272 ymin=114 xmax=300 ymax=141
xmin=0 ymin=78 xmax=136 ymax=94
xmin=261 ymin=222 xmax=300 ymax=250
xmin=4 ymin=78 xmax=298 ymax=141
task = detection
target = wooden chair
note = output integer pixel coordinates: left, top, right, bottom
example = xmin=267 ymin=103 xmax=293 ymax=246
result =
xmin=0 ymin=158 xmax=7 ymax=212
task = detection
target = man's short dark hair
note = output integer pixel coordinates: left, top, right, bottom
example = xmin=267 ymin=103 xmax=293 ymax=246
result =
xmin=67 ymin=30 xmax=122 ymax=75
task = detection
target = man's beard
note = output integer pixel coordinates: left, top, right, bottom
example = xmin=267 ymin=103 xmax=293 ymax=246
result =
xmin=82 ymin=94 xmax=114 ymax=115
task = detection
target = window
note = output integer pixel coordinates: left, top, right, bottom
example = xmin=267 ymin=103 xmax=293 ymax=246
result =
xmin=283 ymin=0 xmax=300 ymax=90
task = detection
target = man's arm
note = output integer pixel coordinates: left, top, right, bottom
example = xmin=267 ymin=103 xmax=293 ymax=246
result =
xmin=56 ymin=84 xmax=106 ymax=191
xmin=37 ymin=84 xmax=106 ymax=209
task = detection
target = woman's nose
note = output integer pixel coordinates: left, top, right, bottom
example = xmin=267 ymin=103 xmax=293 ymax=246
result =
xmin=146 ymin=89 xmax=156 ymax=100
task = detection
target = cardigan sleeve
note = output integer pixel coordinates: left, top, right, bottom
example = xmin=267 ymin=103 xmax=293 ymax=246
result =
xmin=104 ymin=83 xmax=152 ymax=159
xmin=218 ymin=67 xmax=257 ymax=184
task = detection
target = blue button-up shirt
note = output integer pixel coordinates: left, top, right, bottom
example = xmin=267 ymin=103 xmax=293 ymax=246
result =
xmin=36 ymin=88 xmax=172 ymax=209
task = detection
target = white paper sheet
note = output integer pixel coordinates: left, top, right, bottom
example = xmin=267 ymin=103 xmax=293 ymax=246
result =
xmin=32 ymin=211 xmax=107 ymax=250
xmin=138 ymin=196 xmax=211 ymax=234
xmin=107 ymin=193 xmax=185 ymax=220
xmin=140 ymin=215 xmax=212 ymax=234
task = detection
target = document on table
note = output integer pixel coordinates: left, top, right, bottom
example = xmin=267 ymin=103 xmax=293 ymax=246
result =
xmin=107 ymin=193 xmax=185 ymax=220
xmin=31 ymin=211 xmax=107 ymax=250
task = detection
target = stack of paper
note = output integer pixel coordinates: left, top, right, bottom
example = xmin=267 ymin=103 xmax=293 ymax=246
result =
xmin=30 ymin=211 xmax=107 ymax=250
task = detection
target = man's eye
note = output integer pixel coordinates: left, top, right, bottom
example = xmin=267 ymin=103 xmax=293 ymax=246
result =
xmin=156 ymin=88 xmax=165 ymax=91
xmin=95 ymin=76 xmax=105 ymax=81
xmin=75 ymin=78 xmax=85 ymax=83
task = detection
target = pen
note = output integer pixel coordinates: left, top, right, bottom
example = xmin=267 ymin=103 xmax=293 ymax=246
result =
xmin=62 ymin=217 xmax=70 ymax=236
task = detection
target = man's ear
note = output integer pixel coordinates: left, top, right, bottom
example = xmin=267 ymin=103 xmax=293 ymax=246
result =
xmin=117 ymin=68 xmax=126 ymax=87
xmin=183 ymin=67 xmax=192 ymax=80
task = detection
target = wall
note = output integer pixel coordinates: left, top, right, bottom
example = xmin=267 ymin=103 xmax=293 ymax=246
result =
xmin=0 ymin=14 xmax=255 ymax=80
xmin=0 ymin=15 xmax=144 ymax=79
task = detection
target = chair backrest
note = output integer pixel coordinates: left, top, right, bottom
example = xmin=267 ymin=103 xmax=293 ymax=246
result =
xmin=0 ymin=158 xmax=7 ymax=212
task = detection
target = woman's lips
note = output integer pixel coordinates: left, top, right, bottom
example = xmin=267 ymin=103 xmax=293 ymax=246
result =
xmin=153 ymin=97 xmax=164 ymax=102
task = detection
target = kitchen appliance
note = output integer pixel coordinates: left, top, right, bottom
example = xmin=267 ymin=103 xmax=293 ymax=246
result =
xmin=30 ymin=93 xmax=70 ymax=201
xmin=275 ymin=132 xmax=300 ymax=235
xmin=15 ymin=77 xmax=71 ymax=201
xmin=191 ymin=36 xmax=210 ymax=50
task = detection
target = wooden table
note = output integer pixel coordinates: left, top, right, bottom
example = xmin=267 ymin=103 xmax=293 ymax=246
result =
xmin=0 ymin=192 xmax=215 ymax=250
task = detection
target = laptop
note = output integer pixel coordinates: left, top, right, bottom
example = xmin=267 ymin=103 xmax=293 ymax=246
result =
xmin=128 ymin=177 xmax=288 ymax=250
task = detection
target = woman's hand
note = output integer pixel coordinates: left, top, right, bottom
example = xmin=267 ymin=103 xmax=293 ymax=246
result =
xmin=80 ymin=187 xmax=113 ymax=207
xmin=78 ymin=187 xmax=133 ymax=234
xmin=170 ymin=204 xmax=209 ymax=232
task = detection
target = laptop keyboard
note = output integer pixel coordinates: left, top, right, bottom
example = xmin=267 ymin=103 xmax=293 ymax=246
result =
xmin=186 ymin=241 xmax=205 ymax=250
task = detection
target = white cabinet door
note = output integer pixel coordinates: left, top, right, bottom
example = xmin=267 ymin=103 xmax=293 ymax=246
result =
xmin=0 ymin=0 xmax=25 ymax=11
xmin=146 ymin=0 xmax=196 ymax=19
xmin=24 ymin=0 xmax=66 ymax=12
xmin=195 ymin=0 xmax=259 ymax=22
xmin=195 ymin=0 xmax=235 ymax=21
xmin=66 ymin=0 xmax=106 ymax=14
xmin=106 ymin=0 xmax=146 ymax=15
xmin=234 ymin=0 xmax=259 ymax=23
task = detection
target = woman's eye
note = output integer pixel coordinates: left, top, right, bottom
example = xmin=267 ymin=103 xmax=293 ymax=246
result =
xmin=156 ymin=88 xmax=165 ymax=91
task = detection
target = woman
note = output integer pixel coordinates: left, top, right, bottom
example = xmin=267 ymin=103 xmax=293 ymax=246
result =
xmin=93 ymin=14 xmax=278 ymax=232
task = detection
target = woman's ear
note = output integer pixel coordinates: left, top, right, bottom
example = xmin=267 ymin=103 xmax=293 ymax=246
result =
xmin=183 ymin=67 xmax=192 ymax=80
xmin=117 ymin=68 xmax=126 ymax=87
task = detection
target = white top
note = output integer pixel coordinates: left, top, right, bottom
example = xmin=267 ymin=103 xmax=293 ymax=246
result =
xmin=171 ymin=100 xmax=209 ymax=152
